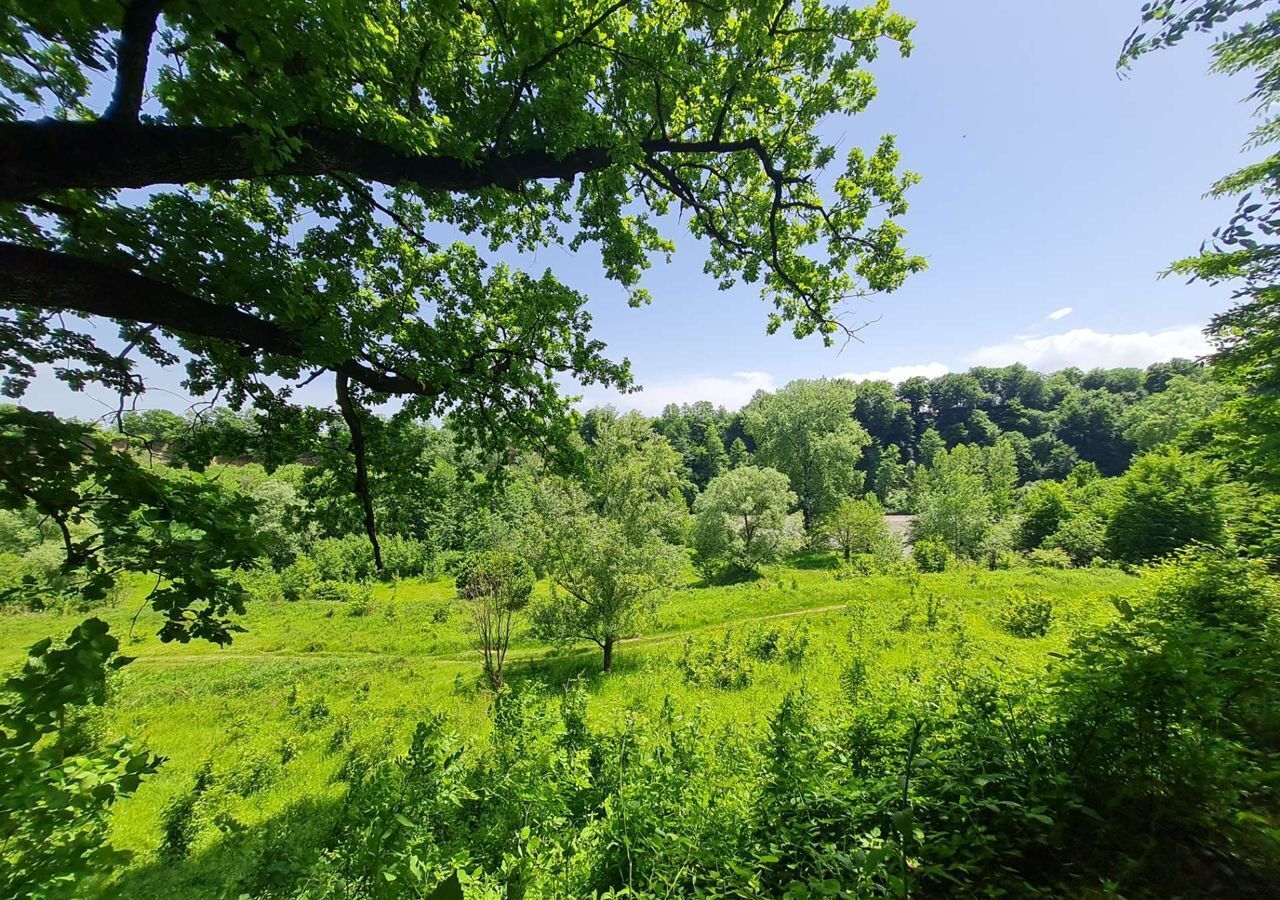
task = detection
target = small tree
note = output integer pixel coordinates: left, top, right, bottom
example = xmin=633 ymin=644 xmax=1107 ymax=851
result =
xmin=910 ymin=445 xmax=993 ymax=559
xmin=692 ymin=467 xmax=804 ymax=575
xmin=457 ymin=551 xmax=534 ymax=689
xmin=533 ymin=498 xmax=682 ymax=673
xmin=531 ymin=413 xmax=686 ymax=673
xmin=1017 ymin=481 xmax=1073 ymax=551
xmin=822 ymin=496 xmax=897 ymax=563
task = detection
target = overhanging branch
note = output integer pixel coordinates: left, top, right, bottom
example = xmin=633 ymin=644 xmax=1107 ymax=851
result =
xmin=0 ymin=119 xmax=775 ymax=201
xmin=0 ymin=242 xmax=440 ymax=397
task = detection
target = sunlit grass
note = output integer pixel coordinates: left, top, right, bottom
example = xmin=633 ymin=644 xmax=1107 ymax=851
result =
xmin=0 ymin=554 xmax=1136 ymax=898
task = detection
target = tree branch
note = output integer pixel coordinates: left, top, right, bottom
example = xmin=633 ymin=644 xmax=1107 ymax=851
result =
xmin=0 ymin=242 xmax=441 ymax=397
xmin=0 ymin=119 xmax=776 ymax=201
xmin=103 ymin=0 xmax=168 ymax=123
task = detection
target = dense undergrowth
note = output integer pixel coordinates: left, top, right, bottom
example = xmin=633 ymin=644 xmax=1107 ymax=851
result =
xmin=6 ymin=552 xmax=1276 ymax=898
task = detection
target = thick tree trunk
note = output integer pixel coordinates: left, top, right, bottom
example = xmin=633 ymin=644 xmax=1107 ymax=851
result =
xmin=602 ymin=637 xmax=615 ymax=674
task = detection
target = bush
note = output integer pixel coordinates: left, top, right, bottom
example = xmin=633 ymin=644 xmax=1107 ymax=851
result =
xmin=912 ymin=537 xmax=950 ymax=573
xmin=1026 ymin=547 xmax=1072 ymax=569
xmin=743 ymin=625 xmax=782 ymax=661
xmin=1044 ymin=514 xmax=1107 ymax=566
xmin=309 ymin=580 xmax=372 ymax=604
xmin=1016 ymin=480 xmax=1072 ymax=550
xmin=1000 ymin=589 xmax=1053 ymax=637
xmin=159 ymin=761 xmax=214 ymax=861
xmin=778 ymin=621 xmax=811 ymax=668
xmin=280 ymin=556 xmax=321 ymax=602
xmin=233 ymin=568 xmax=285 ymax=603
xmin=843 ymin=552 xmax=905 ymax=577
xmin=1105 ymin=448 xmax=1228 ymax=564
xmin=1044 ymin=548 xmax=1280 ymax=892
xmin=839 ymin=657 xmax=869 ymax=702
xmin=309 ymin=535 xmax=377 ymax=582
xmin=380 ymin=535 xmax=433 ymax=579
xmin=678 ymin=633 xmax=753 ymax=689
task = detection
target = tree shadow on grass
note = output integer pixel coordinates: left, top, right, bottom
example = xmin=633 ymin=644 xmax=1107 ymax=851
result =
xmin=692 ymin=567 xmax=764 ymax=589
xmin=503 ymin=645 xmax=647 ymax=694
xmin=103 ymin=795 xmax=342 ymax=900
xmin=785 ymin=550 xmax=843 ymax=571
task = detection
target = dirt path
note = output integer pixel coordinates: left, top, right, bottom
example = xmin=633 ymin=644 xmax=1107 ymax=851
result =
xmin=132 ymin=600 xmax=853 ymax=667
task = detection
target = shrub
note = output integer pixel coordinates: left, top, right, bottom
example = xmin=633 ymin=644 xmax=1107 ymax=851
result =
xmin=234 ymin=568 xmax=285 ymax=603
xmin=839 ymin=657 xmax=868 ymax=702
xmin=1045 ymin=548 xmax=1280 ymax=892
xmin=912 ymin=537 xmax=949 ymax=573
xmin=1016 ymin=480 xmax=1072 ymax=550
xmin=159 ymin=761 xmax=214 ymax=861
xmin=1000 ymin=589 xmax=1053 ymax=637
xmin=380 ymin=535 xmax=433 ymax=579
xmin=309 ymin=580 xmax=371 ymax=604
xmin=1105 ymin=448 xmax=1228 ymax=564
xmin=778 ymin=621 xmax=811 ymax=668
xmin=1026 ymin=547 xmax=1072 ymax=569
xmin=678 ymin=633 xmax=753 ymax=689
xmin=280 ymin=556 xmax=320 ymax=602
xmin=978 ymin=518 xmax=1016 ymax=570
xmin=309 ymin=535 xmax=377 ymax=582
xmin=1044 ymin=514 xmax=1107 ymax=566
xmin=456 ymin=550 xmax=534 ymax=689
xmin=821 ymin=496 xmax=898 ymax=563
xmin=843 ymin=552 xmax=905 ymax=577
xmin=744 ymin=625 xmax=782 ymax=661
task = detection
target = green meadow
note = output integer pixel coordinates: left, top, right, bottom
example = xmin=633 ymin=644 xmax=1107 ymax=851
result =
xmin=1 ymin=559 xmax=1134 ymax=899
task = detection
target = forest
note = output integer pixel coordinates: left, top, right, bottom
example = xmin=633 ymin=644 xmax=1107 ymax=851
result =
xmin=1 ymin=1 xmax=1279 ymax=899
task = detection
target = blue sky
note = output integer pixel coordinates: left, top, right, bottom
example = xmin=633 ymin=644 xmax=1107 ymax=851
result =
xmin=25 ymin=0 xmax=1260 ymax=419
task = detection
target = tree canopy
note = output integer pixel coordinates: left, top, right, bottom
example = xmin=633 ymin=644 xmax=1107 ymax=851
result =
xmin=0 ymin=1 xmax=924 ymax=547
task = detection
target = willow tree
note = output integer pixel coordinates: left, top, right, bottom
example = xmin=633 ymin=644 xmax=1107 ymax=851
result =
xmin=0 ymin=0 xmax=923 ymax=571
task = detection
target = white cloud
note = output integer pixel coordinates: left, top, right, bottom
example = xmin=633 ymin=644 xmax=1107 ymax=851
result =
xmin=1047 ymin=306 xmax=1073 ymax=321
xmin=583 ymin=370 xmax=777 ymax=414
xmin=837 ymin=362 xmax=950 ymax=383
xmin=966 ymin=325 xmax=1209 ymax=371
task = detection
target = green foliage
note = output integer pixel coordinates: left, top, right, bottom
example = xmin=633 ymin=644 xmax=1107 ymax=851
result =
xmin=912 ymin=538 xmax=950 ymax=573
xmin=743 ymin=379 xmax=870 ymax=529
xmin=0 ymin=619 xmax=161 ymax=899
xmin=1043 ymin=513 xmax=1107 ymax=566
xmin=1000 ymin=589 xmax=1054 ymax=636
xmin=692 ymin=466 xmax=804 ymax=576
xmin=820 ymin=495 xmax=898 ymax=563
xmin=679 ymin=632 xmax=753 ymax=689
xmin=910 ymin=444 xmax=992 ymax=558
xmin=1105 ymin=448 xmax=1229 ymax=563
xmin=1124 ymin=372 xmax=1231 ymax=451
xmin=1044 ymin=547 xmax=1280 ymax=892
xmin=0 ymin=0 xmax=927 ymax=516
xmin=159 ymin=760 xmax=214 ymax=862
xmin=1026 ymin=547 xmax=1072 ymax=570
xmin=456 ymin=550 xmax=533 ymax=689
xmin=1053 ymin=389 xmax=1136 ymax=476
xmin=1121 ymin=1 xmax=1280 ymax=508
xmin=530 ymin=414 xmax=685 ymax=672
xmin=0 ymin=408 xmax=262 ymax=643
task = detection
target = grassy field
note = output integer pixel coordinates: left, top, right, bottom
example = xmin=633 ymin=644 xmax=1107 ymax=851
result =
xmin=0 ymin=555 xmax=1137 ymax=899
